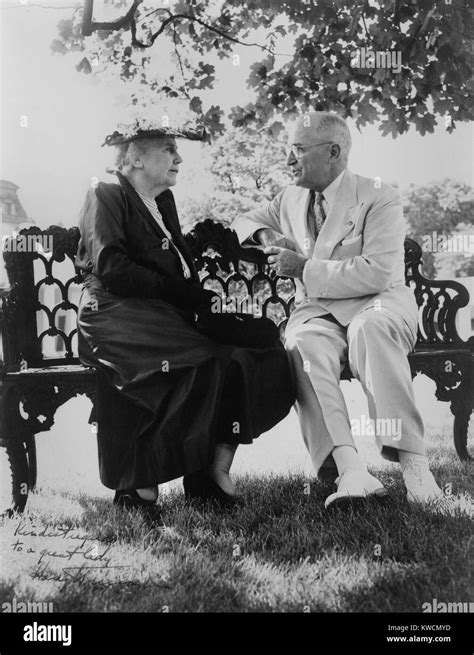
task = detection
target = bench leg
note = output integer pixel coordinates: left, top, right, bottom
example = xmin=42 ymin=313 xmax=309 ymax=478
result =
xmin=451 ymin=398 xmax=472 ymax=461
xmin=0 ymin=386 xmax=30 ymax=515
xmin=27 ymin=436 xmax=37 ymax=491
xmin=0 ymin=437 xmax=29 ymax=516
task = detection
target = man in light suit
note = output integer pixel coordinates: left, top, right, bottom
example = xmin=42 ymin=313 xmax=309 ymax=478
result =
xmin=232 ymin=111 xmax=443 ymax=508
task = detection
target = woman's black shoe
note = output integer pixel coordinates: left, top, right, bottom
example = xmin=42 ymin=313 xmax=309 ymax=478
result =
xmin=183 ymin=472 xmax=242 ymax=508
xmin=113 ymin=489 xmax=162 ymax=522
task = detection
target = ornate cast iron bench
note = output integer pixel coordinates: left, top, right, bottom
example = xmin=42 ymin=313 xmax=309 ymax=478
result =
xmin=1 ymin=221 xmax=472 ymax=514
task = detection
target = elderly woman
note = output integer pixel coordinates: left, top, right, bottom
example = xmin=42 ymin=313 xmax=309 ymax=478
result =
xmin=75 ymin=125 xmax=294 ymax=516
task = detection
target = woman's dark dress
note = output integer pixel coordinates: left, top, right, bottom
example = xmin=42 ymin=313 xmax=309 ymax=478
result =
xmin=75 ymin=172 xmax=295 ymax=489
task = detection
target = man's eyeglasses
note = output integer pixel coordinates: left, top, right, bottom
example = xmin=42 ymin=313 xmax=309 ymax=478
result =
xmin=288 ymin=141 xmax=333 ymax=159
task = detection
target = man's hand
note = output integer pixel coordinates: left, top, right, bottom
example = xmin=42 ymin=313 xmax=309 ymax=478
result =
xmin=255 ymin=228 xmax=293 ymax=249
xmin=264 ymin=246 xmax=308 ymax=278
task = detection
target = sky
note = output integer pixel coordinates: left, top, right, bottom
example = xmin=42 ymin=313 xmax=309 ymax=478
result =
xmin=0 ymin=0 xmax=472 ymax=228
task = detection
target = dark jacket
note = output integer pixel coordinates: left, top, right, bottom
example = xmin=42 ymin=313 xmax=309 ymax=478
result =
xmin=75 ymin=172 xmax=203 ymax=306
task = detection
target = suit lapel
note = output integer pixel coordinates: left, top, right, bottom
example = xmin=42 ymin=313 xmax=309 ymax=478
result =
xmin=313 ymin=169 xmax=360 ymax=259
xmin=291 ymin=187 xmax=314 ymax=255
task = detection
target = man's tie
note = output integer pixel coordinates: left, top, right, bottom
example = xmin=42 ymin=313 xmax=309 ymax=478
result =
xmin=308 ymin=190 xmax=327 ymax=240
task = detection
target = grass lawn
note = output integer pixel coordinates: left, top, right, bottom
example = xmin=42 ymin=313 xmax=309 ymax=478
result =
xmin=0 ymin=431 xmax=472 ymax=613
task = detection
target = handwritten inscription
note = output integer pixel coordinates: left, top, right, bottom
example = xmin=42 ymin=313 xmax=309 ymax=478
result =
xmin=8 ymin=521 xmax=171 ymax=594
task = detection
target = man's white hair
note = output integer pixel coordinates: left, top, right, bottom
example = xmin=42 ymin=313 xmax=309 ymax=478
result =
xmin=304 ymin=111 xmax=352 ymax=163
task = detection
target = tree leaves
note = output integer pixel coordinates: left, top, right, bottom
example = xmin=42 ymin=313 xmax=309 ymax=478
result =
xmin=203 ymin=105 xmax=225 ymax=137
xmin=76 ymin=56 xmax=92 ymax=74
xmin=52 ymin=0 xmax=472 ymax=138
xmin=50 ymin=39 xmax=68 ymax=55
xmin=416 ymin=113 xmax=437 ymax=136
xmin=187 ymin=62 xmax=215 ymax=90
xmin=404 ymin=179 xmax=474 ymax=278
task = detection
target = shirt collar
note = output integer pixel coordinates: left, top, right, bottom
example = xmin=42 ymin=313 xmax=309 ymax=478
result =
xmin=320 ymin=168 xmax=346 ymax=213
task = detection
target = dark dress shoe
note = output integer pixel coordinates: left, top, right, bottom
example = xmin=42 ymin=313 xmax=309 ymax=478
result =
xmin=317 ymin=466 xmax=339 ymax=487
xmin=113 ymin=489 xmax=162 ymax=522
xmin=183 ymin=472 xmax=242 ymax=508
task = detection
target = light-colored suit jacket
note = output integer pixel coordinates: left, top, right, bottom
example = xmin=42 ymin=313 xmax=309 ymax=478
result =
xmin=231 ymin=169 xmax=418 ymax=334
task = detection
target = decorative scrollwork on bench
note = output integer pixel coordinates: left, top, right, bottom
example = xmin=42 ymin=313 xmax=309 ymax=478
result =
xmin=0 ymin=222 xmax=471 ymax=364
xmin=409 ymin=353 xmax=469 ymax=402
xmin=17 ymin=377 xmax=96 ymax=434
xmin=404 ymin=237 xmax=469 ymax=347
xmin=2 ymin=226 xmax=82 ymax=367
xmin=186 ymin=219 xmax=297 ymax=329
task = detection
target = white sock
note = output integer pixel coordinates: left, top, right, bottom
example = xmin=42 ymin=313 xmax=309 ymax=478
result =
xmin=332 ymin=445 xmax=367 ymax=476
xmin=399 ymin=451 xmax=429 ymax=473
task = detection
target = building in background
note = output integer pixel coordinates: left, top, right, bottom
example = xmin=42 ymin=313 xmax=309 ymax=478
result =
xmin=0 ymin=180 xmax=34 ymax=288
xmin=0 ymin=180 xmax=31 ymax=228
xmin=0 ymin=180 xmax=79 ymax=360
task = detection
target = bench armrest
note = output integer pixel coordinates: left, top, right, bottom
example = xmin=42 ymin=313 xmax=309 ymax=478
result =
xmin=405 ymin=239 xmax=470 ymax=347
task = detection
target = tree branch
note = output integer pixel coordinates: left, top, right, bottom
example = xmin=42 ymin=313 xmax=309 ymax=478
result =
xmin=133 ymin=11 xmax=276 ymax=53
xmin=82 ymin=0 xmax=143 ymax=37
xmin=361 ymin=14 xmax=374 ymax=46
xmin=81 ymin=0 xmax=276 ymax=54
xmin=172 ymin=22 xmax=191 ymax=100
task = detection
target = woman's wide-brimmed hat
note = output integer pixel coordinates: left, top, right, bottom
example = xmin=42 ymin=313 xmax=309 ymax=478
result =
xmin=102 ymin=125 xmax=207 ymax=147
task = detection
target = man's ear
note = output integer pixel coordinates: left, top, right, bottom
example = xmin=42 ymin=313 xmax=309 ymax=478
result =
xmin=330 ymin=143 xmax=341 ymax=160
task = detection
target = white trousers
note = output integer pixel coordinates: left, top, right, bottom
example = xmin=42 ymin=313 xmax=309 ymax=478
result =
xmin=285 ymin=309 xmax=425 ymax=474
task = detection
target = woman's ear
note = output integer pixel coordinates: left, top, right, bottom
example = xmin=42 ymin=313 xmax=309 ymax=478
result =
xmin=128 ymin=144 xmax=145 ymax=169
xmin=129 ymin=157 xmax=144 ymax=170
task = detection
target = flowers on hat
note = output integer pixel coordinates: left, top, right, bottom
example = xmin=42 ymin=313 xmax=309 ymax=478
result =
xmin=103 ymin=98 xmax=206 ymax=146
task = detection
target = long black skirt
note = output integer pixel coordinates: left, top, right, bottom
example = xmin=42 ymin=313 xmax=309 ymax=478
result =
xmin=77 ymin=287 xmax=295 ymax=489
